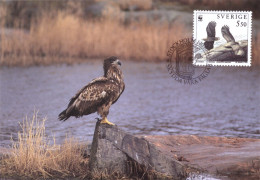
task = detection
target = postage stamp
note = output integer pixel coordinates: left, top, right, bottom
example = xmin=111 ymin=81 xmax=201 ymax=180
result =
xmin=193 ymin=10 xmax=252 ymax=66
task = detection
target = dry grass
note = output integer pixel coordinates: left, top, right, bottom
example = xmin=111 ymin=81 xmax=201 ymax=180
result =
xmin=0 ymin=112 xmax=89 ymax=179
xmin=0 ymin=112 xmax=174 ymax=179
xmin=1 ymin=1 xmax=260 ymax=66
xmin=0 ymin=11 xmax=188 ymax=66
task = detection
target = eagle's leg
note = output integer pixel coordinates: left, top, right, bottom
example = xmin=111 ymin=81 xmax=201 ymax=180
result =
xmin=98 ymin=103 xmax=114 ymax=125
xmin=100 ymin=117 xmax=114 ymax=125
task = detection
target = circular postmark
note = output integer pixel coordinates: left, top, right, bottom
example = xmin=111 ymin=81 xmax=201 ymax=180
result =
xmin=166 ymin=38 xmax=211 ymax=84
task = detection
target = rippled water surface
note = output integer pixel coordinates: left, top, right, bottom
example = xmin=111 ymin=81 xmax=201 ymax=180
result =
xmin=0 ymin=61 xmax=259 ymax=147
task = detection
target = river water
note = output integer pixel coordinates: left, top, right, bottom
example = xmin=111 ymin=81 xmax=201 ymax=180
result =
xmin=0 ymin=61 xmax=259 ymax=147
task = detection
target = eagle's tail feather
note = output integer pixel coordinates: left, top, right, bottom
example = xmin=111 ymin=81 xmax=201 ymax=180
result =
xmin=58 ymin=109 xmax=70 ymax=121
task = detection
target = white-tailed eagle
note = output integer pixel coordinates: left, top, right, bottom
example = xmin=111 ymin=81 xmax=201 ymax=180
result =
xmin=58 ymin=56 xmax=125 ymax=125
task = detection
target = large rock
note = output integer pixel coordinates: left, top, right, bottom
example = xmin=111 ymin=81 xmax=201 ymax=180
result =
xmin=89 ymin=120 xmax=185 ymax=179
xmin=196 ymin=40 xmax=248 ymax=62
xmin=83 ymin=1 xmax=123 ymax=20
xmin=89 ymin=120 xmax=128 ymax=174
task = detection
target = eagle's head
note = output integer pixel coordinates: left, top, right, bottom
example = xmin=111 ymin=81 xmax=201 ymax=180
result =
xmin=104 ymin=56 xmax=121 ymax=67
xmin=104 ymin=56 xmax=122 ymax=75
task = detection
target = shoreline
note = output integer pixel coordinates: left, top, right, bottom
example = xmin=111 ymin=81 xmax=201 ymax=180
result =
xmin=0 ymin=56 xmax=168 ymax=67
xmin=1 ymin=135 xmax=259 ymax=179
xmin=0 ymin=57 xmax=260 ymax=68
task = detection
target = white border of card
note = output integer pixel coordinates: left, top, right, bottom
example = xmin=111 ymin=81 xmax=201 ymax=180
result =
xmin=193 ymin=10 xmax=252 ymax=66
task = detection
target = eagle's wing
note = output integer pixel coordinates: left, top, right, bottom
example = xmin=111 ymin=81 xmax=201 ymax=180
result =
xmin=68 ymin=77 xmax=107 ymax=107
xmin=66 ymin=77 xmax=117 ymax=116
xmin=206 ymin=21 xmax=217 ymax=38
xmin=221 ymin=25 xmax=235 ymax=43
xmin=112 ymin=82 xmax=125 ymax=104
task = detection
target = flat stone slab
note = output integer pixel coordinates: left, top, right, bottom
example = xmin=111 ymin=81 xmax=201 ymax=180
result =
xmin=144 ymin=135 xmax=260 ymax=179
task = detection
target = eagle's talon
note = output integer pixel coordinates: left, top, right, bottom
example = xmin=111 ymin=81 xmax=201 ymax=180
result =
xmin=100 ymin=117 xmax=115 ymax=126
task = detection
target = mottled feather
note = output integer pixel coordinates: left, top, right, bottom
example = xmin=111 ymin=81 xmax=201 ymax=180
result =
xmin=58 ymin=56 xmax=124 ymax=121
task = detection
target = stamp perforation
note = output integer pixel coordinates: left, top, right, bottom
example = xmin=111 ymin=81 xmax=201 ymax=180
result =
xmin=193 ymin=10 xmax=252 ymax=67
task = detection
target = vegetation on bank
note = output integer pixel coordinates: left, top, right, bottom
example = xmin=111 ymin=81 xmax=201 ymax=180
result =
xmin=0 ymin=112 xmax=173 ymax=179
xmin=0 ymin=0 xmax=260 ymax=66
xmin=0 ymin=13 xmax=188 ymax=66
xmin=0 ymin=112 xmax=90 ymax=179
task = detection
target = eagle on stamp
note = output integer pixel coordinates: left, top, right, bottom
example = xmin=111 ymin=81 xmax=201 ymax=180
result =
xmin=203 ymin=21 xmax=219 ymax=50
xmin=221 ymin=25 xmax=246 ymax=56
xmin=58 ymin=56 xmax=125 ymax=125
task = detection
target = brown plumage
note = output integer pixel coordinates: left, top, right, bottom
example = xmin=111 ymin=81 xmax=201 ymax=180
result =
xmin=58 ymin=56 xmax=125 ymax=125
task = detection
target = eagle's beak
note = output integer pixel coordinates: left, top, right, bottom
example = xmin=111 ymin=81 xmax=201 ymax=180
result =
xmin=116 ymin=59 xmax=122 ymax=66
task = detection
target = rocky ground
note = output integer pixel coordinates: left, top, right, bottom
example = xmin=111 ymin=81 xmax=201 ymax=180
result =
xmin=89 ymin=122 xmax=259 ymax=179
xmin=145 ymin=135 xmax=260 ymax=179
xmin=1 ymin=123 xmax=259 ymax=179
